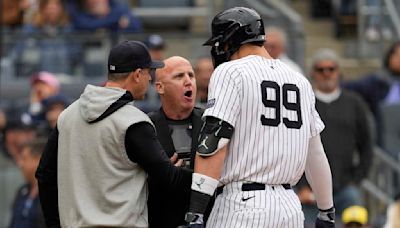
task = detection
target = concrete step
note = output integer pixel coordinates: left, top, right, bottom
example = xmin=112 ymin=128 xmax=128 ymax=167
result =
xmin=290 ymin=0 xmax=381 ymax=79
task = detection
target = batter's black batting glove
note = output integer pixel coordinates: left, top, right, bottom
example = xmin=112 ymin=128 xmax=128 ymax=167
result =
xmin=177 ymin=212 xmax=204 ymax=228
xmin=315 ymin=207 xmax=335 ymax=228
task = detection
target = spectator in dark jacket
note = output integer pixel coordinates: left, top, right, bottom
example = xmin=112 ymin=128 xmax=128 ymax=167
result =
xmin=9 ymin=138 xmax=46 ymax=228
xmin=66 ymin=0 xmax=142 ymax=32
xmin=343 ymin=41 xmax=400 ymax=145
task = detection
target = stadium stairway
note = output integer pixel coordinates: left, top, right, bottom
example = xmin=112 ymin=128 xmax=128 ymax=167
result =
xmin=290 ymin=0 xmax=381 ymax=80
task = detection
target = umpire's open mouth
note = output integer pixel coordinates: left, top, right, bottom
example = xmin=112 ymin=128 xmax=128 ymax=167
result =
xmin=184 ymin=90 xmax=193 ymax=98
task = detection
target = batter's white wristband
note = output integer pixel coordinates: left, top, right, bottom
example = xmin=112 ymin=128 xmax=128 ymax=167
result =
xmin=191 ymin=173 xmax=219 ymax=196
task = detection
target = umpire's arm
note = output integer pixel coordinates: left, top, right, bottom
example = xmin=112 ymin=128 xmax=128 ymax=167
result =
xmin=35 ymin=126 xmax=61 ymax=228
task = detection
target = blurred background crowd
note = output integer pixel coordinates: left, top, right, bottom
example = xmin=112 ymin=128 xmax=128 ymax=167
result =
xmin=0 ymin=0 xmax=399 ymax=227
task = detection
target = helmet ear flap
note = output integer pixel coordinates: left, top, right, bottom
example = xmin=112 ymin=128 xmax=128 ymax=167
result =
xmin=210 ymin=46 xmax=227 ymax=68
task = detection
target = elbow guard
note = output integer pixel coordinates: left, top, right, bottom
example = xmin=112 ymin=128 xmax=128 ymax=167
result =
xmin=197 ymin=117 xmax=234 ymax=157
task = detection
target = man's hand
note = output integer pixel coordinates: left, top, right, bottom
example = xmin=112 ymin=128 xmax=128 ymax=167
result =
xmin=170 ymin=153 xmax=184 ymax=167
xmin=316 ymin=207 xmax=335 ymax=228
xmin=298 ymin=186 xmax=316 ymax=204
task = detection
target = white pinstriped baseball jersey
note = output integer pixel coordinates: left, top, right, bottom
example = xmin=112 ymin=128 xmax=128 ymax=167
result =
xmin=204 ymin=55 xmax=324 ymax=187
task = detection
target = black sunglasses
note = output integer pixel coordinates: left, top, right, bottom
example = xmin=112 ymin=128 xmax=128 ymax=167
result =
xmin=314 ymin=66 xmax=337 ymax=73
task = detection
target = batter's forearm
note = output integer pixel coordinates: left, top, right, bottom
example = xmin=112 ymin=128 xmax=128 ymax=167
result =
xmin=185 ymin=146 xmax=227 ymax=219
xmin=194 ymin=145 xmax=227 ymax=179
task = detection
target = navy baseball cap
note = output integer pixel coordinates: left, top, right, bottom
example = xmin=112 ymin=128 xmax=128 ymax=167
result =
xmin=144 ymin=34 xmax=165 ymax=50
xmin=108 ymin=40 xmax=164 ymax=73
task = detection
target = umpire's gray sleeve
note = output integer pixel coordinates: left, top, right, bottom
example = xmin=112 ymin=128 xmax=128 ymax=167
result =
xmin=305 ymin=134 xmax=334 ymax=210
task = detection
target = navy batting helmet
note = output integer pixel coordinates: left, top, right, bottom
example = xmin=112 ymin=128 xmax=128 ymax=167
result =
xmin=203 ymin=7 xmax=265 ymax=67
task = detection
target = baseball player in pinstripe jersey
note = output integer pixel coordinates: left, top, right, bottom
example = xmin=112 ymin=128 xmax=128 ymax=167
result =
xmin=180 ymin=7 xmax=335 ymax=228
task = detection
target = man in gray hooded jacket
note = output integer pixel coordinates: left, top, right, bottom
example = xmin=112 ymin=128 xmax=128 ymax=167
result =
xmin=35 ymin=40 xmax=193 ymax=228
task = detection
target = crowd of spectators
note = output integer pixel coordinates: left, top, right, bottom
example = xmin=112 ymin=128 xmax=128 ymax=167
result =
xmin=0 ymin=71 xmax=71 ymax=227
xmin=1 ymin=0 xmax=142 ymax=77
xmin=1 ymin=0 xmax=142 ymax=32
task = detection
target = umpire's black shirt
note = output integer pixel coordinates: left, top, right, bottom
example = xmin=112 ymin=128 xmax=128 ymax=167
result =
xmin=147 ymin=107 xmax=204 ymax=228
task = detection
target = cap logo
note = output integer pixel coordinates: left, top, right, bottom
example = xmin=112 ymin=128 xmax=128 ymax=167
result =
xmin=110 ymin=65 xmax=115 ymax=71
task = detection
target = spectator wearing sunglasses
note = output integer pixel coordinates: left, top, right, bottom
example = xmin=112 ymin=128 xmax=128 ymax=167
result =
xmin=297 ymin=48 xmax=373 ymax=221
